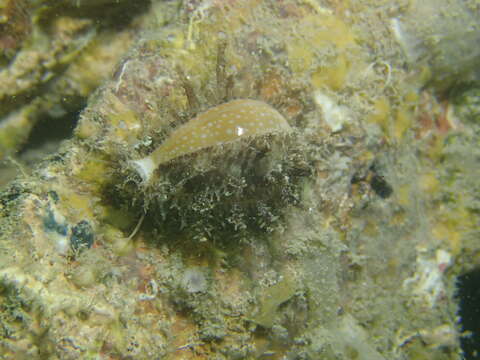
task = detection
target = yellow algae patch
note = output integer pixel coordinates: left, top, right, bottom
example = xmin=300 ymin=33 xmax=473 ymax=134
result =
xmin=396 ymin=184 xmax=411 ymax=207
xmin=312 ymin=54 xmax=349 ymax=91
xmin=131 ymin=99 xmax=292 ymax=182
xmin=434 ymin=202 xmax=476 ymax=254
xmin=368 ymin=96 xmax=391 ymax=133
xmin=404 ymin=90 xmax=419 ymax=105
xmin=75 ymin=156 xmax=111 ymax=188
xmin=368 ymin=98 xmax=414 ymax=141
xmin=419 ymin=172 xmax=440 ymax=194
xmin=394 ymin=107 xmax=413 ymax=141
xmin=75 ymin=117 xmax=100 ymax=140
xmin=287 ymin=13 xmax=356 ymax=85
xmin=433 ymin=222 xmax=461 ymax=254
xmin=252 ymin=275 xmax=297 ymax=328
xmin=56 ymin=188 xmax=95 ymax=220
xmin=104 ymin=95 xmax=141 ymax=142
xmin=155 ymin=1 xmax=261 ymax=87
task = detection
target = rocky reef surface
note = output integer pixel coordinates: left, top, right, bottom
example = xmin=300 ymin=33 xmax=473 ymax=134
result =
xmin=0 ymin=0 xmax=479 ymax=359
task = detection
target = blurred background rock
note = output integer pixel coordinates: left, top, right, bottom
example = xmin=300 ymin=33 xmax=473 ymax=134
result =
xmin=0 ymin=0 xmax=151 ymax=185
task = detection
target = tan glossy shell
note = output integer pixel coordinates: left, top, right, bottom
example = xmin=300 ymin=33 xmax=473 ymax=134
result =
xmin=150 ymin=99 xmax=291 ymax=165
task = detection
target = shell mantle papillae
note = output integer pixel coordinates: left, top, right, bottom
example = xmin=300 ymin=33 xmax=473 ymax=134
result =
xmin=120 ymin=97 xmax=310 ymax=241
xmin=131 ymin=99 xmax=293 ymax=182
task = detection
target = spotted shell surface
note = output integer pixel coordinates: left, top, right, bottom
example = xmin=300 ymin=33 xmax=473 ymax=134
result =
xmin=149 ymin=99 xmax=292 ymax=166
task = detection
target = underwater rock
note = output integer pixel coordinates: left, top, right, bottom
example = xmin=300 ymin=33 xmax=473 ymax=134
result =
xmin=0 ymin=0 xmax=31 ymax=61
xmin=0 ymin=0 xmax=149 ymax=174
xmin=391 ymin=0 xmax=480 ymax=90
xmin=0 ymin=0 xmax=477 ymax=359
